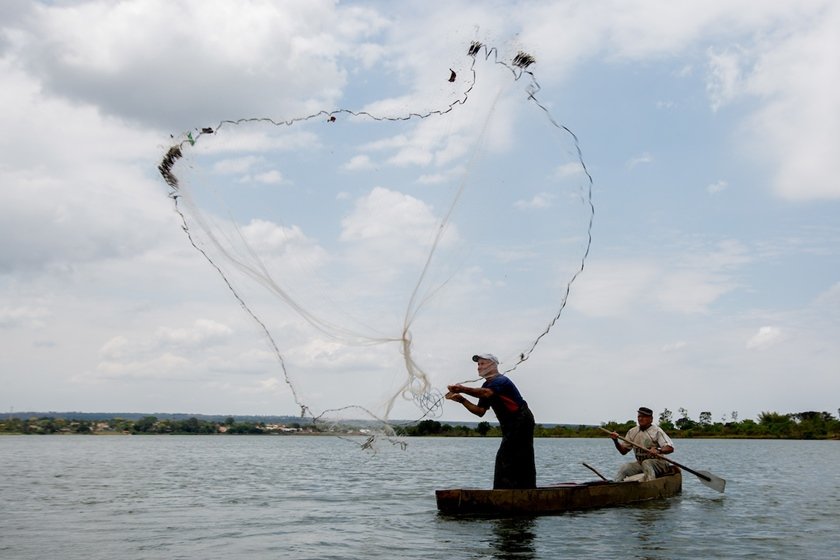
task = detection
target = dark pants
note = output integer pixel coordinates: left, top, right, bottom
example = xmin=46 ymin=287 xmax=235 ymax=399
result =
xmin=494 ymin=406 xmax=536 ymax=489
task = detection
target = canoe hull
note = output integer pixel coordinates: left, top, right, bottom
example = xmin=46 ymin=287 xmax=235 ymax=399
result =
xmin=436 ymin=470 xmax=681 ymax=515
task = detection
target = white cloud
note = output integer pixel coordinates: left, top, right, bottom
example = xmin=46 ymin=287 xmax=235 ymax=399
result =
xmin=708 ymin=6 xmax=840 ymax=200
xmin=627 ymin=152 xmax=653 ymax=168
xmin=387 ymin=145 xmax=434 ymax=167
xmin=417 ymin=172 xmax=449 ymax=185
xmin=661 ymin=341 xmax=687 ymax=352
xmin=87 ymin=318 xmax=244 ymax=383
xmin=191 ymin=127 xmax=321 ymax=155
xmin=813 ymin=281 xmax=840 ymax=308
xmin=0 ymin=60 xmax=171 ymax=274
xmin=553 ymin=162 xmax=584 ymax=179
xmin=99 ymin=319 xmax=234 ymax=362
xmin=572 ymin=239 xmax=747 ymax=318
xmin=213 ymin=156 xmax=263 ymax=174
xmin=343 ymin=154 xmax=374 ymax=171
xmin=340 ymin=187 xmax=453 ymax=258
xmin=707 ymin=179 xmax=729 ymax=194
xmin=569 ymin=260 xmax=658 ymax=317
xmin=5 ymin=0 xmax=390 ymax=131
xmin=253 ymin=170 xmax=285 ymax=184
xmin=514 ymin=192 xmax=554 ymax=210
xmin=706 ymin=47 xmax=745 ymax=111
xmin=656 ymin=270 xmax=735 ymax=314
xmin=92 ymin=352 xmax=192 ymax=381
xmin=746 ymin=325 xmax=783 ymax=350
xmin=240 ymin=220 xmax=327 ymax=264
xmin=523 ymin=0 xmax=840 ymax=201
xmin=99 ymin=335 xmax=131 ymax=361
xmin=681 ymin=239 xmax=753 ymax=271
xmin=155 ymin=319 xmax=234 ymax=348
xmin=0 ymin=305 xmax=51 ymax=329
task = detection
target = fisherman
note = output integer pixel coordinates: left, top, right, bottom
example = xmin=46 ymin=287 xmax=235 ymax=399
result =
xmin=609 ymin=406 xmax=674 ymax=481
xmin=446 ymin=353 xmax=536 ymax=489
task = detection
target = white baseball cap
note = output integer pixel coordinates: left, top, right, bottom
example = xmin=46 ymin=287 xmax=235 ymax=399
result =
xmin=472 ymin=353 xmax=499 ymax=364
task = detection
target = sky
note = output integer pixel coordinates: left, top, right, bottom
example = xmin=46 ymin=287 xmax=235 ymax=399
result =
xmin=1 ymin=0 xmax=838 ymax=427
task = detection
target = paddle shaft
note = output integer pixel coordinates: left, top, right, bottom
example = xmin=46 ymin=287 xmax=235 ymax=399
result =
xmin=599 ymin=427 xmax=711 ymax=482
xmin=582 ymin=462 xmax=609 ymax=481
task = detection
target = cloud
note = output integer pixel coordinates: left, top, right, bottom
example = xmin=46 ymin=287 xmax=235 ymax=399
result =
xmin=155 ymin=319 xmax=234 ymax=349
xmin=814 ymin=282 xmax=840 ymax=306
xmin=571 ymin=239 xmax=747 ymax=318
xmin=514 ymin=192 xmax=554 ymax=210
xmin=0 ymin=60 xmax=171 ymax=274
xmin=746 ymin=325 xmax=783 ymax=350
xmin=99 ymin=319 xmax=234 ymax=361
xmin=192 ymin=127 xmax=322 ymax=156
xmin=521 ymin=1 xmax=840 ymax=201
xmin=705 ymin=5 xmax=840 ymax=200
xmin=569 ymin=260 xmax=658 ymax=317
xmin=346 ymin=52 xmax=524 ymax=173
xmin=706 ymin=46 xmax=745 ymax=111
xmin=656 ymin=270 xmax=735 ymax=314
xmin=627 ymin=152 xmax=653 ymax=169
xmin=213 ymin=156 xmax=263 ymax=174
xmin=661 ymin=341 xmax=687 ymax=352
xmin=4 ymin=0 xmax=390 ymax=131
xmin=343 ymin=154 xmax=374 ymax=171
xmin=328 ymin=186 xmax=465 ymax=299
xmin=90 ymin=319 xmax=238 ymax=382
xmin=253 ymin=170 xmax=285 ymax=184
xmin=92 ymin=352 xmax=193 ymax=381
xmin=0 ymin=305 xmax=50 ymax=329
xmin=417 ymin=172 xmax=449 ymax=185
xmin=553 ymin=162 xmax=584 ymax=179
xmin=707 ymin=179 xmax=728 ymax=194
xmin=340 ymin=187 xmax=456 ymax=261
xmin=239 ymin=219 xmax=328 ymax=266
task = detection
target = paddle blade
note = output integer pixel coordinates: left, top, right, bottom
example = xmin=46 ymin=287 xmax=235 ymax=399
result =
xmin=695 ymin=470 xmax=726 ymax=493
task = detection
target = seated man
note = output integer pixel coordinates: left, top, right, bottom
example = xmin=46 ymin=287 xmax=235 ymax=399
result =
xmin=609 ymin=406 xmax=674 ymax=481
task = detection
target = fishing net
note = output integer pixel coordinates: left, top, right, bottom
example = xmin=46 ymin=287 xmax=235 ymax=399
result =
xmin=158 ymin=42 xmax=593 ymax=445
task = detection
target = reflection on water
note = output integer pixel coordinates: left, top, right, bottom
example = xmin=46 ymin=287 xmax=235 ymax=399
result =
xmin=488 ymin=517 xmax=537 ymax=560
xmin=625 ymin=498 xmax=677 ymax=560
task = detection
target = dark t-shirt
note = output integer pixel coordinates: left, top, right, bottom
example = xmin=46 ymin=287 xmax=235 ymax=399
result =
xmin=477 ymin=375 xmax=527 ymax=423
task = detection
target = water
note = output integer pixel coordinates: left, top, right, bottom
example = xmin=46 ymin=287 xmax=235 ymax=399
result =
xmin=1 ymin=436 xmax=838 ymax=559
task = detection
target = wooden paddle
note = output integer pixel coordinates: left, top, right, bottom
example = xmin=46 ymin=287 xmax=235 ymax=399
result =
xmin=599 ymin=427 xmax=726 ymax=493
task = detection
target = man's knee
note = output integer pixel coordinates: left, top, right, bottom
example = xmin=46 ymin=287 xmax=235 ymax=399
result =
xmin=616 ymin=463 xmax=640 ymax=481
xmin=641 ymin=459 xmax=665 ymax=481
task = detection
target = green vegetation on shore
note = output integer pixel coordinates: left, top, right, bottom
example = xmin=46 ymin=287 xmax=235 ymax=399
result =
xmin=397 ymin=408 xmax=840 ymax=440
xmin=2 ymin=408 xmax=839 ymax=439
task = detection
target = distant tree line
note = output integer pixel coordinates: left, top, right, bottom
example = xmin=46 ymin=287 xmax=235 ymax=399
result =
xmin=644 ymin=408 xmax=840 ymax=439
xmin=2 ymin=409 xmax=839 ymax=439
xmin=0 ymin=415 xmax=319 ymax=435
xmin=395 ymin=408 xmax=840 ymax=440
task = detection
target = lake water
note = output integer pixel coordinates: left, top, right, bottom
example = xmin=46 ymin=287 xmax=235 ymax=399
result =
xmin=1 ymin=435 xmax=838 ymax=559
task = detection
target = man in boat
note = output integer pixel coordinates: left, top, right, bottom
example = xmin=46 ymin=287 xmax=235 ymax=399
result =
xmin=445 ymin=353 xmax=536 ymax=489
xmin=609 ymin=406 xmax=675 ymax=482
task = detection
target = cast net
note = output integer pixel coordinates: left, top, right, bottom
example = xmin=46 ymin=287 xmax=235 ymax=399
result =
xmin=158 ymin=42 xmax=593 ymax=446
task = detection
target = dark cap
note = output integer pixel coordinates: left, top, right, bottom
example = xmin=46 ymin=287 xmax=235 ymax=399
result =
xmin=637 ymin=407 xmax=654 ymax=417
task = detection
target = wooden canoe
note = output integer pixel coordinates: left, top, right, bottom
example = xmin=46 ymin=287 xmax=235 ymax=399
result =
xmin=436 ymin=469 xmax=681 ymax=515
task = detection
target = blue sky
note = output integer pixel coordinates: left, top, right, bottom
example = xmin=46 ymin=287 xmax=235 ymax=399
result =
xmin=1 ymin=0 xmax=838 ymax=426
